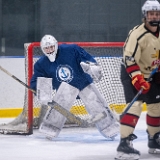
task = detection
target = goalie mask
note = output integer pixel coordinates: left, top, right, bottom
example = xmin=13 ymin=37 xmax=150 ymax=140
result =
xmin=142 ymin=0 xmax=160 ymax=26
xmin=40 ymin=35 xmax=58 ymax=62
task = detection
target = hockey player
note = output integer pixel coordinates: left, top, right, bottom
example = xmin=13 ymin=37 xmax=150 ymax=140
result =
xmin=115 ymin=0 xmax=160 ymax=159
xmin=30 ymin=34 xmax=119 ymax=139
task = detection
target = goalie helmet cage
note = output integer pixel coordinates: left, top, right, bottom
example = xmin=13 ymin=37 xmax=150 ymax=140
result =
xmin=0 ymin=42 xmax=125 ymax=135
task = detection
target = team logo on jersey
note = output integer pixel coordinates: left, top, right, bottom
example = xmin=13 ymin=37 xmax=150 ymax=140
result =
xmin=151 ymin=50 xmax=160 ymax=58
xmin=56 ymin=65 xmax=73 ymax=83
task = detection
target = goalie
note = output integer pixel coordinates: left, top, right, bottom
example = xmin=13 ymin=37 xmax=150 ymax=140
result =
xmin=30 ymin=34 xmax=119 ymax=139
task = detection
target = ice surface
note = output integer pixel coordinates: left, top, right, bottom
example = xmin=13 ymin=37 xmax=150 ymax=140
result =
xmin=0 ymin=112 xmax=159 ymax=160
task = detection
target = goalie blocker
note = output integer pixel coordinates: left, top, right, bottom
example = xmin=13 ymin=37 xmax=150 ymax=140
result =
xmin=39 ymin=80 xmax=119 ymax=139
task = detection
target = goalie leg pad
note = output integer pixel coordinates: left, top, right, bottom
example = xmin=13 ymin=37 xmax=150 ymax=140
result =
xmin=79 ymin=83 xmax=119 ymax=139
xmin=39 ymin=82 xmax=79 ymax=138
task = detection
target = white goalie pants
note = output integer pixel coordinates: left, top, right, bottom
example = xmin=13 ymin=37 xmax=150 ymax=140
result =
xmin=40 ymin=82 xmax=119 ymax=138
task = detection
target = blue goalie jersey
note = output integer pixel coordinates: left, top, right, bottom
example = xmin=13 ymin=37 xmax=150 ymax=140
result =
xmin=30 ymin=44 xmax=97 ymax=91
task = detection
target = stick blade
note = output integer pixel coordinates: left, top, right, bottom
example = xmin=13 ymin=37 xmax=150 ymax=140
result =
xmin=89 ymin=111 xmax=107 ymax=123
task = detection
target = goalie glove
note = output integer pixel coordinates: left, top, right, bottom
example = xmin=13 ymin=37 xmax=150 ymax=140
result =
xmin=80 ymin=61 xmax=102 ymax=83
xmin=37 ymin=77 xmax=53 ymax=104
xmin=132 ymin=74 xmax=150 ymax=94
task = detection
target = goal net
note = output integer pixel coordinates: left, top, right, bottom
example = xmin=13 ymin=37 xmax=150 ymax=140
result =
xmin=0 ymin=42 xmax=125 ymax=135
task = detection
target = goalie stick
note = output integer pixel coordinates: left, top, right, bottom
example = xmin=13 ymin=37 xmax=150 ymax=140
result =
xmin=48 ymin=101 xmax=107 ymax=127
xmin=0 ymin=65 xmax=106 ymax=127
xmin=120 ymin=66 xmax=159 ymax=120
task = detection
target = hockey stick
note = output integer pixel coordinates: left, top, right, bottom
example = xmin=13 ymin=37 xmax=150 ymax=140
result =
xmin=120 ymin=66 xmax=159 ymax=120
xmin=0 ymin=65 xmax=36 ymax=93
xmin=0 ymin=65 xmax=106 ymax=127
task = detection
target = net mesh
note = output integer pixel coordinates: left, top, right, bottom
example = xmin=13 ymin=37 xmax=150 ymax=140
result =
xmin=0 ymin=42 xmax=126 ymax=135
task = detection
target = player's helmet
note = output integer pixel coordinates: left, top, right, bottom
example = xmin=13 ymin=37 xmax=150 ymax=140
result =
xmin=142 ymin=0 xmax=160 ymax=26
xmin=40 ymin=35 xmax=58 ymax=62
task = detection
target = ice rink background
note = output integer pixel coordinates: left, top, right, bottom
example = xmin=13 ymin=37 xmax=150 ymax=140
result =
xmin=0 ymin=112 xmax=159 ymax=160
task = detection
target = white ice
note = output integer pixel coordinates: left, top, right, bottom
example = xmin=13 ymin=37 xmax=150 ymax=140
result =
xmin=0 ymin=112 xmax=159 ymax=160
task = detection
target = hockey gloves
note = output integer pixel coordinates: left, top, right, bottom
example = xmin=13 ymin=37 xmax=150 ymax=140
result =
xmin=132 ymin=74 xmax=150 ymax=94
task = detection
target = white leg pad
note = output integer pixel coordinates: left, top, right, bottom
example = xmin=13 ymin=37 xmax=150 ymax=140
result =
xmin=39 ymin=82 xmax=79 ymax=138
xmin=79 ymin=83 xmax=119 ymax=139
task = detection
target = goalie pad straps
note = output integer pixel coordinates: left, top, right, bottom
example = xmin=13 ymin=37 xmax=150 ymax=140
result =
xmin=79 ymin=83 xmax=119 ymax=138
xmin=39 ymin=82 xmax=79 ymax=138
